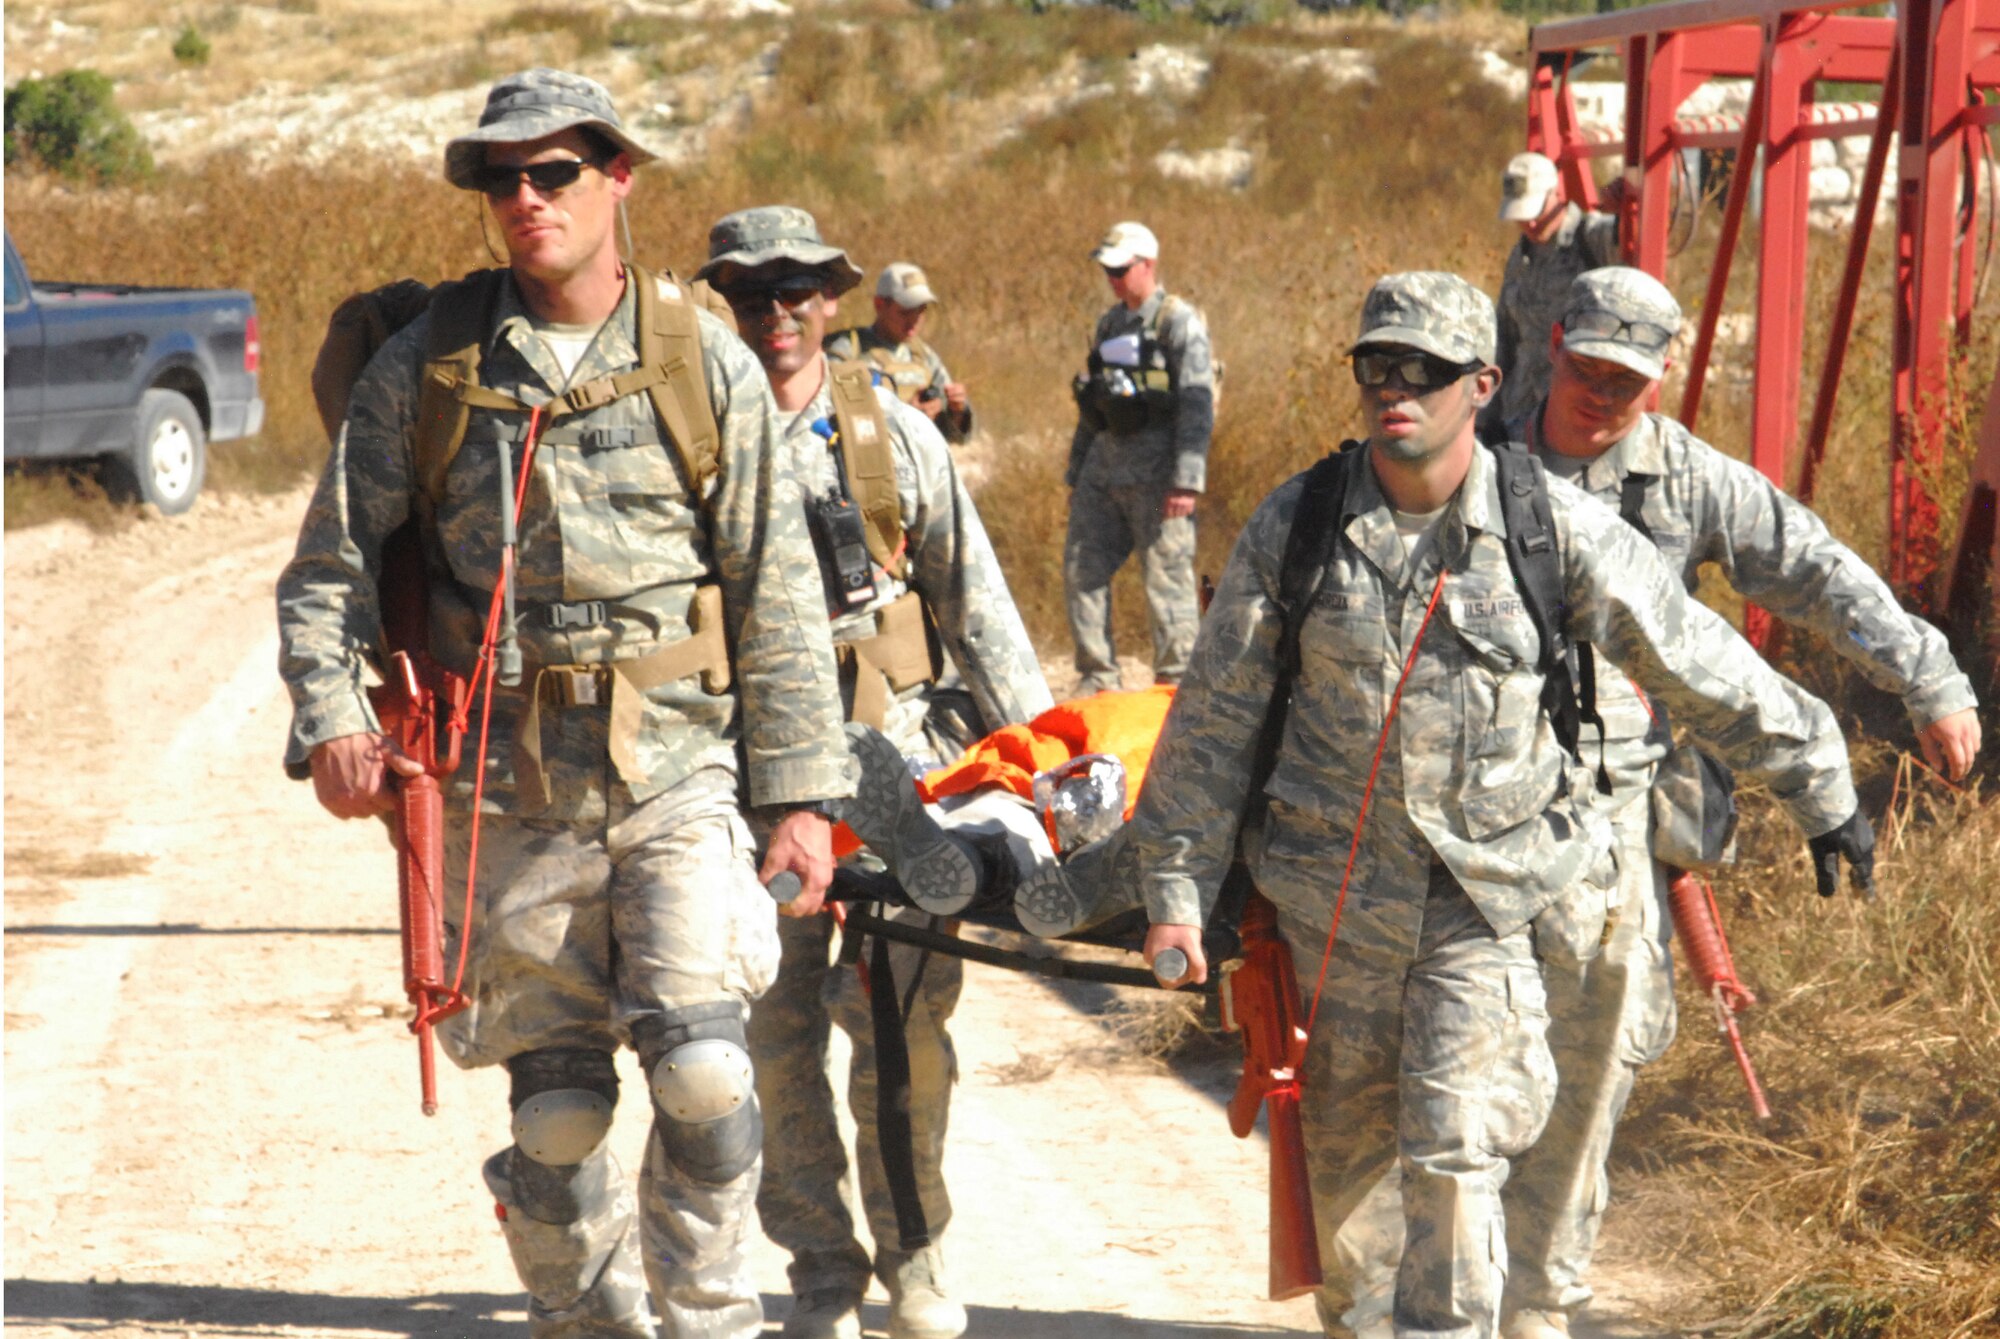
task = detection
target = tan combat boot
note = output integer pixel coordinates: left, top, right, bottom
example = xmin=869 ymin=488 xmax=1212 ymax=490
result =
xmin=781 ymin=1287 xmax=862 ymax=1339
xmin=877 ymin=1245 xmax=968 ymax=1339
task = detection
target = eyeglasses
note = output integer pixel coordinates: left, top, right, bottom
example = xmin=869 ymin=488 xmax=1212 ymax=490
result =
xmin=471 ymin=156 xmax=606 ymax=200
xmin=1102 ymin=264 xmax=1134 ymax=280
xmin=1562 ymin=309 xmax=1674 ymax=352
xmin=721 ymin=273 xmax=827 ymax=312
xmin=1352 ymin=350 xmax=1483 ymax=390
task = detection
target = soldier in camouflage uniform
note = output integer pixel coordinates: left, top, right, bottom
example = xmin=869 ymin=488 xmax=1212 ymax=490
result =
xmin=822 ymin=262 xmax=974 ymax=443
xmin=1065 ymin=220 xmax=1216 ymax=694
xmin=1484 ymin=266 xmax=1977 ymax=1338
xmin=1133 ymin=272 xmax=1875 ymax=1339
xmin=695 ymin=208 xmax=1051 ymax=1339
xmin=276 ymin=72 xmax=853 ymax=1339
xmin=1491 ymin=152 xmax=1621 ymax=428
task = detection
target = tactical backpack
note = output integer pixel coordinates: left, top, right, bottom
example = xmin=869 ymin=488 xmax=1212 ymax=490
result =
xmin=1489 ymin=435 xmax=1739 ymax=866
xmin=311 ymin=263 xmax=733 ymax=809
xmin=1259 ymin=442 xmax=1605 ymax=805
xmin=312 ymin=263 xmax=721 ymax=516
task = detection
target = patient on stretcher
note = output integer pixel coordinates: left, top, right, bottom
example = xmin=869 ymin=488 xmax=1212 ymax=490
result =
xmin=825 ymin=687 xmax=1174 ymax=938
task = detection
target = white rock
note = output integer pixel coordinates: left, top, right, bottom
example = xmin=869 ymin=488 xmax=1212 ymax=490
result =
xmin=1127 ymin=44 xmax=1210 ymax=101
xmin=1153 ymin=142 xmax=1253 ymax=190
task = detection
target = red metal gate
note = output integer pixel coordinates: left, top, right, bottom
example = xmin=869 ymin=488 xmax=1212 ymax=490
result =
xmin=1526 ymin=0 xmax=2000 ymax=664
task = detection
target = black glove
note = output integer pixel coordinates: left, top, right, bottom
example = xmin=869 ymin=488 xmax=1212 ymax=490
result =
xmin=1807 ymin=810 xmax=1876 ymax=897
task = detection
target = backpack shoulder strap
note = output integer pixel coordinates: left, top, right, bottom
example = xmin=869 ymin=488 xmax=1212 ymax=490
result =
xmin=1490 ymin=445 xmax=1611 ymax=791
xmin=632 ymin=263 xmax=721 ymax=501
xmin=413 ymin=267 xmax=512 ymax=512
xmin=1235 ymin=444 xmax=1360 ymax=840
xmin=826 ymin=361 xmax=904 ymax=576
xmin=1618 ymin=470 xmax=1655 ymax=542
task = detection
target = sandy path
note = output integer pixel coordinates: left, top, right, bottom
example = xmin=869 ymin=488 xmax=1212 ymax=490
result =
xmin=2 ymin=494 xmax=1673 ymax=1338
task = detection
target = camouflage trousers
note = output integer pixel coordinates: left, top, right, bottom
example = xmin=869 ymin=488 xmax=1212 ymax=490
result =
xmin=1337 ymin=794 xmax=1671 ymax=1334
xmin=1063 ymin=478 xmax=1200 ymax=694
xmin=1506 ymin=793 xmax=1675 ymax=1318
xmin=439 ymin=765 xmax=782 ymax=1339
xmin=1267 ymin=862 xmax=1555 ymax=1339
xmin=748 ymin=908 xmax=963 ymax=1295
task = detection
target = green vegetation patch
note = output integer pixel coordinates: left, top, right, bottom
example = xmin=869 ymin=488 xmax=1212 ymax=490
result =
xmin=4 ymin=69 xmax=154 ymax=184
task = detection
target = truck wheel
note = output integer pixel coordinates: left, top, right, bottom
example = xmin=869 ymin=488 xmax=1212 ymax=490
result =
xmin=112 ymin=389 xmax=207 ymax=515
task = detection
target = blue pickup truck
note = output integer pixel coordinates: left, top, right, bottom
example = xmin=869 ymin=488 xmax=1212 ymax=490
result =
xmin=4 ymin=232 xmax=265 ymax=514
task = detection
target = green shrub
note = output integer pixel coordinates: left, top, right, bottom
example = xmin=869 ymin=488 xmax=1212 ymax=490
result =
xmin=172 ymin=23 xmax=213 ymax=65
xmin=3 ymin=70 xmax=154 ymax=183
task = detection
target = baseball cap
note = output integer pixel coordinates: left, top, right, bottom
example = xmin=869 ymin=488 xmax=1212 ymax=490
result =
xmin=1091 ymin=221 xmax=1159 ymax=268
xmin=445 ymin=69 xmax=658 ymax=191
xmin=693 ymin=205 xmax=864 ymax=294
xmin=1560 ymin=267 xmax=1681 ymax=380
xmin=876 ymin=262 xmax=939 ymax=309
xmin=1498 ymin=151 xmax=1559 ymax=222
xmin=1349 ymin=271 xmax=1496 ymax=366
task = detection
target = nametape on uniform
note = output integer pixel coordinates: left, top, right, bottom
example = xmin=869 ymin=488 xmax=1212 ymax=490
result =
xmin=1097 ymin=333 xmax=1143 ymax=368
xmin=1452 ymin=596 xmax=1527 ymax=621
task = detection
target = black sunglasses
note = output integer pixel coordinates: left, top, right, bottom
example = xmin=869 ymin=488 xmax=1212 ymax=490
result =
xmin=1352 ymin=350 xmax=1483 ymax=390
xmin=1102 ymin=263 xmax=1134 ymax=279
xmin=721 ymin=273 xmax=829 ymax=311
xmin=471 ymin=156 xmax=606 ymax=200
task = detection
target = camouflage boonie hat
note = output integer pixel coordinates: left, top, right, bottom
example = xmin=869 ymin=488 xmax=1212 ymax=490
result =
xmin=693 ymin=206 xmax=865 ymax=294
xmin=444 ymin=68 xmax=657 ymax=190
xmin=1349 ymin=271 xmax=1496 ymax=365
xmin=1561 ymin=266 xmax=1681 ymax=380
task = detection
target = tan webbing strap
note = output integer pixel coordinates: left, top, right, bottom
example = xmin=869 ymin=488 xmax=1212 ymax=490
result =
xmin=634 ymin=265 xmax=721 ymax=500
xmin=515 ymin=585 xmax=734 ymax=804
xmin=826 ymin=362 xmax=904 ymax=577
xmin=413 ymin=269 xmax=509 ymax=513
xmin=834 ymin=591 xmax=940 ymax=728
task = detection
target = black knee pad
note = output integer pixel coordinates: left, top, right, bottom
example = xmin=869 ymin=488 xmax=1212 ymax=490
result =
xmin=502 ymin=1047 xmax=621 ymax=1222
xmin=632 ymin=1002 xmax=762 ymax=1185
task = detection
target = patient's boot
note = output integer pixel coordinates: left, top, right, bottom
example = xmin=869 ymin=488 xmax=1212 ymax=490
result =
xmin=1014 ymin=826 xmax=1139 ymax=938
xmin=841 ymin=724 xmax=982 ymax=915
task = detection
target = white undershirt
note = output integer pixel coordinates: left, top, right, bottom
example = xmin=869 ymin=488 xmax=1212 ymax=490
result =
xmin=535 ymin=318 xmax=603 ymax=386
xmin=1391 ymin=504 xmax=1449 ymax=575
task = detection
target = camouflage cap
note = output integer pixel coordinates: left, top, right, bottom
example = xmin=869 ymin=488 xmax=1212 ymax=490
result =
xmin=693 ymin=206 xmax=865 ymax=294
xmin=1349 ymin=271 xmax=1496 ymax=365
xmin=1499 ymin=151 xmax=1559 ymax=222
xmin=1560 ymin=266 xmax=1681 ymax=380
xmin=444 ymin=68 xmax=657 ymax=191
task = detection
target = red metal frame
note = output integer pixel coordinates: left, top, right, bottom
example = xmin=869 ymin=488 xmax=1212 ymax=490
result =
xmin=1529 ymin=0 xmax=2000 ymax=651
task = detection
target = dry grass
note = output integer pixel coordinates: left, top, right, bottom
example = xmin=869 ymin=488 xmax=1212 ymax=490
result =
xmin=6 ymin=10 xmax=1998 ymax=1332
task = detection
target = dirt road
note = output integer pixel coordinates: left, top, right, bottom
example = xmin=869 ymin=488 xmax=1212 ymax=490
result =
xmin=2 ymin=495 xmax=1673 ymax=1338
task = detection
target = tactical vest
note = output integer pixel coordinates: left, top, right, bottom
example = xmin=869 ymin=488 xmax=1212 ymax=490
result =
xmin=1083 ymin=294 xmax=1186 ymax=434
xmin=860 ymin=332 xmax=938 ymax=406
xmin=313 ymin=263 xmax=732 ymax=809
xmin=818 ymin=361 xmax=940 ymax=728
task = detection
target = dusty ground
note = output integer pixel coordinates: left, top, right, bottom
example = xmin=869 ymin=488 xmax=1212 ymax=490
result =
xmin=2 ymin=492 xmax=1681 ymax=1337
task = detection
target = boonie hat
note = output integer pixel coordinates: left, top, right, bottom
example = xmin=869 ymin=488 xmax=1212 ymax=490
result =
xmin=445 ymin=68 xmax=657 ymax=191
xmin=1560 ymin=267 xmax=1682 ymax=380
xmin=877 ymin=262 xmax=939 ymax=309
xmin=1092 ymin=221 xmax=1159 ymax=268
xmin=1349 ymin=271 xmax=1496 ymax=366
xmin=693 ymin=205 xmax=864 ymax=294
xmin=1498 ymin=151 xmax=1560 ymax=222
